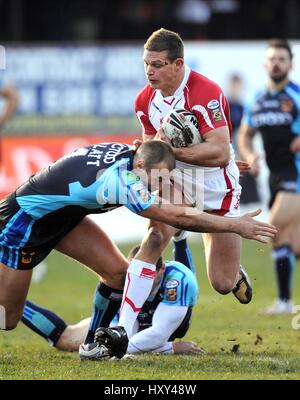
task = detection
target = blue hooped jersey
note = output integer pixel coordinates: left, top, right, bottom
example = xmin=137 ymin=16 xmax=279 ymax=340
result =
xmin=14 ymin=142 xmax=155 ymax=219
xmin=136 ymin=261 xmax=198 ymax=330
xmin=243 ymin=81 xmax=300 ymax=175
xmin=0 ymin=143 xmax=156 ymax=269
xmin=161 ymin=261 xmax=198 ymax=306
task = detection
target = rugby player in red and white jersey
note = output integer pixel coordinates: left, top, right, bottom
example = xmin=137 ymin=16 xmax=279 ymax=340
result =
xmin=119 ymin=29 xmax=252 ymax=336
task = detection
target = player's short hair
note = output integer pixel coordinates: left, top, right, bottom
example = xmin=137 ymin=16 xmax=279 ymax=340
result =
xmin=144 ymin=28 xmax=184 ymax=61
xmin=128 ymin=245 xmax=163 ymax=271
xmin=267 ymin=38 xmax=293 ymax=60
xmin=134 ymin=141 xmax=176 ymax=173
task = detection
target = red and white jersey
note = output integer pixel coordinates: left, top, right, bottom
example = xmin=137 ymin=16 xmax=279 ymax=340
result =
xmin=135 ymin=66 xmax=232 ymax=140
xmin=135 ymin=66 xmax=240 ymax=216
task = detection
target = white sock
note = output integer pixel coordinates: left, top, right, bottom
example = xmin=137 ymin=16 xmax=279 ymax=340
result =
xmin=119 ymin=259 xmax=156 ymax=338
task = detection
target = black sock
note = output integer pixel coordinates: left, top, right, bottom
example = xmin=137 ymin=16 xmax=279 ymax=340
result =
xmin=22 ymin=300 xmax=67 ymax=346
xmin=84 ymin=283 xmax=123 ymax=344
xmin=272 ymin=245 xmax=295 ymax=301
xmin=173 ymin=239 xmax=195 ymax=274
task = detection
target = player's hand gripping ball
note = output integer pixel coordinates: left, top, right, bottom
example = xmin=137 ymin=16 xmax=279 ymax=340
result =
xmin=162 ymin=109 xmax=202 ymax=148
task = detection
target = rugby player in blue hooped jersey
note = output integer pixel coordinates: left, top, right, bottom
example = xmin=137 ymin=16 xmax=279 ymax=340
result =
xmin=22 ymin=244 xmax=204 ymax=356
xmin=0 ymin=140 xmax=277 ymax=360
xmin=238 ymin=39 xmax=300 ymax=315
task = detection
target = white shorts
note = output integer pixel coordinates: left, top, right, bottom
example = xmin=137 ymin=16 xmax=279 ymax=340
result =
xmin=173 ymin=159 xmax=241 ymax=217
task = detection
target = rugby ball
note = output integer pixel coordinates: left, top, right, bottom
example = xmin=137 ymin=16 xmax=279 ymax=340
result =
xmin=162 ymin=109 xmax=202 ymax=148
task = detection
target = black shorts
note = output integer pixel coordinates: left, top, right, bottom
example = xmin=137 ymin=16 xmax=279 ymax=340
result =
xmin=268 ymin=171 xmax=298 ymax=209
xmin=0 ymin=193 xmax=86 ymax=270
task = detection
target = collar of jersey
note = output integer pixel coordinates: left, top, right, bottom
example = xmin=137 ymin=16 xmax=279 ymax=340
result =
xmin=267 ymin=80 xmax=291 ymax=96
xmin=157 ymin=65 xmax=191 ymax=100
xmin=115 ymin=149 xmax=134 ymax=170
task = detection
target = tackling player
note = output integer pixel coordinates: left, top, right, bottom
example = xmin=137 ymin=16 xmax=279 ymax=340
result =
xmin=238 ymin=39 xmax=300 ymax=315
xmin=0 ymin=140 xmax=276 ymax=359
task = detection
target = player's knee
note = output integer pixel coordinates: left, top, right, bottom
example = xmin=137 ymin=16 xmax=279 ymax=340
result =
xmin=272 ymin=225 xmax=292 ymax=246
xmin=269 ymin=213 xmax=291 ymax=233
xmin=101 ymin=268 xmax=126 ymax=288
xmin=214 ymin=286 xmax=232 ymax=295
xmin=0 ymin=302 xmax=24 ymax=330
xmin=113 ymin=269 xmax=126 ymax=285
xmin=2 ymin=315 xmax=20 ymax=330
xmin=147 ymin=225 xmax=171 ymax=252
xmin=102 ymin=259 xmax=127 ymax=277
xmin=211 ymin=280 xmax=233 ymax=295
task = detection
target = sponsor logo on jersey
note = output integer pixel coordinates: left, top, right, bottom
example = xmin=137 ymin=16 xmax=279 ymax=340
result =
xmin=262 ymin=100 xmax=280 ymax=108
xmin=211 ymin=108 xmax=223 ymax=122
xmin=139 ymin=189 xmax=150 ymax=203
xmin=125 ymin=171 xmax=140 ymax=184
xmin=103 ymin=143 xmax=130 ymax=164
xmin=166 ymin=279 xmax=179 ymax=289
xmin=166 ymin=288 xmax=177 ymax=301
xmin=132 ymin=183 xmax=145 ymax=191
xmin=207 ymin=99 xmax=219 ymax=110
xmin=252 ymin=112 xmax=292 ymax=127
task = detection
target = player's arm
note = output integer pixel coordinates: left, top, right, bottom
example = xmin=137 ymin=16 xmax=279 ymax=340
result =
xmin=289 ymin=103 xmax=300 ymax=153
xmin=172 ymin=341 xmax=205 ymax=355
xmin=237 ymin=123 xmax=260 ymax=175
xmin=0 ymin=83 xmax=19 ymax=125
xmin=139 ymin=201 xmax=277 ymax=243
xmin=157 ymin=125 xmax=231 ymax=167
xmin=135 ymin=94 xmax=156 ymax=143
xmin=154 ymin=87 xmax=233 ymax=166
xmin=116 ymin=168 xmax=276 ymax=248
xmin=127 ymin=302 xmax=188 ymax=354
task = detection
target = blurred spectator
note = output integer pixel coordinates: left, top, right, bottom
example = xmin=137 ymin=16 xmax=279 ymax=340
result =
xmin=176 ymin=0 xmax=211 ymax=24
xmin=238 ymin=39 xmax=300 ymax=315
xmin=1 ymin=0 xmax=299 ymax=42
xmin=227 ymin=73 xmax=244 ymax=148
xmin=210 ymin=0 xmax=239 ymax=13
xmin=227 ymin=73 xmax=260 ymax=204
xmin=175 ymin=0 xmax=211 ymax=39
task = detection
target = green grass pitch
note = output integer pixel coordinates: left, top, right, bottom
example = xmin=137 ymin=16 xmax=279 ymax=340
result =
xmin=0 ymin=239 xmax=300 ymax=380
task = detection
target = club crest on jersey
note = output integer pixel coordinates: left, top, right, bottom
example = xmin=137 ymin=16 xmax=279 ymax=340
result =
xmin=166 ymin=279 xmax=179 ymax=289
xmin=166 ymin=288 xmax=177 ymax=301
xmin=139 ymin=189 xmax=150 ymax=203
xmin=211 ymin=108 xmax=223 ymax=122
xmin=207 ymin=99 xmax=219 ymax=110
xmin=281 ymin=99 xmax=293 ymax=113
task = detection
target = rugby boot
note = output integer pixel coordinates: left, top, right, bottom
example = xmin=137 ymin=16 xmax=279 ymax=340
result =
xmin=232 ymin=266 xmax=252 ymax=304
